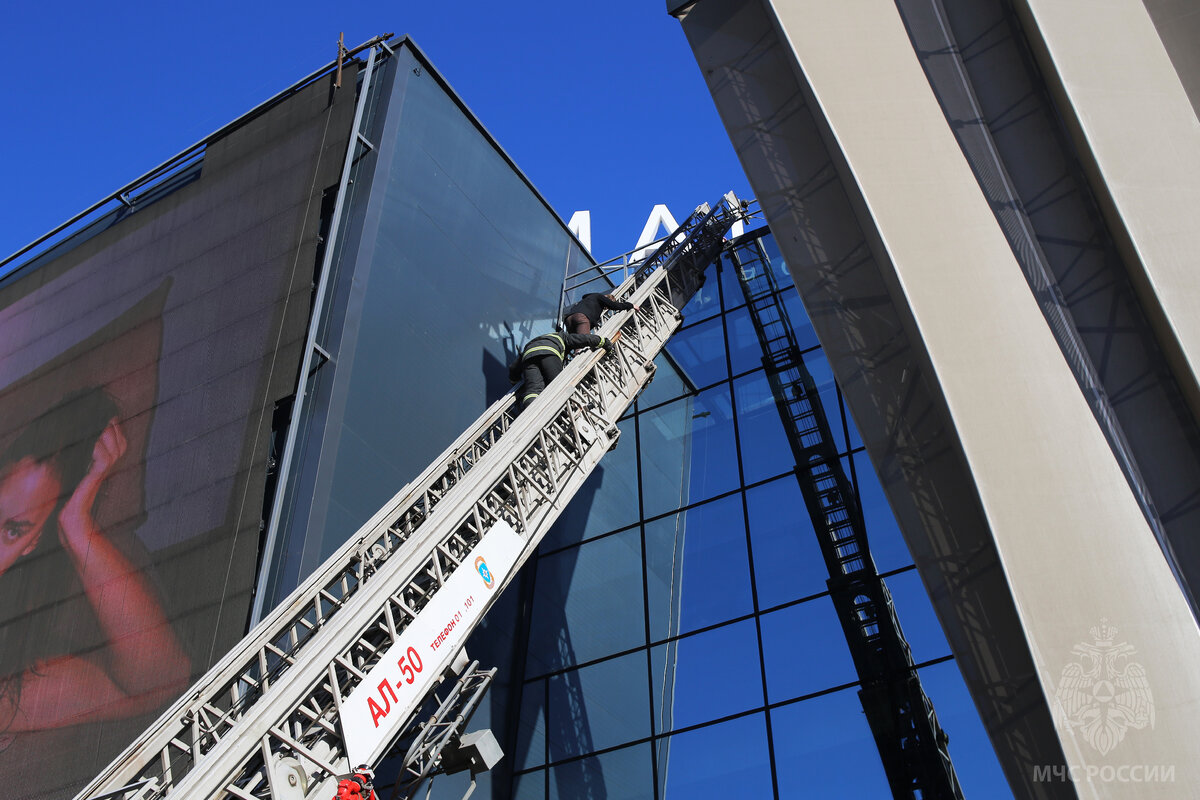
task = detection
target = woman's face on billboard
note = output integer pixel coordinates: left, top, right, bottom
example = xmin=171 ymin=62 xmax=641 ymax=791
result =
xmin=0 ymin=457 xmax=61 ymax=576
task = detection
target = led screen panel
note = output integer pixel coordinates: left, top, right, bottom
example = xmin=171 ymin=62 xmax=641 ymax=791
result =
xmin=0 ymin=69 xmax=356 ymax=798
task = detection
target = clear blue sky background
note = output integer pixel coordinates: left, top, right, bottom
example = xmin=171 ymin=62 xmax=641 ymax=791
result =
xmin=0 ymin=0 xmax=754 ymax=264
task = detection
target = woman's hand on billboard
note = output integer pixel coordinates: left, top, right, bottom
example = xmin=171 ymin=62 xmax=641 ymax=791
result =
xmin=58 ymin=419 xmax=126 ymax=547
xmin=16 ymin=416 xmax=193 ymax=727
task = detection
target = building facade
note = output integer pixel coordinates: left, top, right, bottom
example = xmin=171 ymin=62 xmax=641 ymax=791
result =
xmin=196 ymin=35 xmax=1012 ymax=799
xmin=12 ymin=8 xmax=1191 ymax=795
xmin=495 ymin=227 xmax=1010 ymax=799
xmin=670 ymin=1 xmax=1200 ymax=797
xmin=236 ymin=38 xmax=1009 ymax=799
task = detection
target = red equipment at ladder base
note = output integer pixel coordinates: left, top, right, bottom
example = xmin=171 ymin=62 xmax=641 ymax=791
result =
xmin=333 ymin=766 xmax=376 ymax=800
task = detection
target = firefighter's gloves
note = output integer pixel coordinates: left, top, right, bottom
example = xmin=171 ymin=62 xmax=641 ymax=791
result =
xmin=597 ymin=336 xmax=613 ymax=353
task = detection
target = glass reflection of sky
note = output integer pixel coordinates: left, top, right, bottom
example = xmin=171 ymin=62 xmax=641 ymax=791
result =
xmin=733 ymin=370 xmax=797 ymax=485
xmin=640 ymin=385 xmax=738 ymax=519
xmin=773 ymin=688 xmax=892 ymax=797
xmin=659 ymin=713 xmax=774 ymax=799
xmin=645 ymin=494 xmax=753 ymax=641
xmin=651 ymin=619 xmax=763 ymax=734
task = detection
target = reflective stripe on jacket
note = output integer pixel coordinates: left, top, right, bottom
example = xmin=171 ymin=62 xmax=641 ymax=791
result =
xmin=522 ymin=333 xmax=567 ymax=360
xmin=521 ymin=332 xmax=603 ymax=361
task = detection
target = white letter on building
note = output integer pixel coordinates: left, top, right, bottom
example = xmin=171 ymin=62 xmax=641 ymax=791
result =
xmin=568 ymin=210 xmax=592 ymax=253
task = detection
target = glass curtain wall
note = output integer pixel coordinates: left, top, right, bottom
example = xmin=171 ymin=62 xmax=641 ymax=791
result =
xmin=263 ymin=42 xmax=588 ymax=606
xmin=508 ymin=229 xmax=1013 ymax=799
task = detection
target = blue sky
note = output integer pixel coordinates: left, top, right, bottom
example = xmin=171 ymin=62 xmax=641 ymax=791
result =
xmin=1 ymin=0 xmax=753 ymax=264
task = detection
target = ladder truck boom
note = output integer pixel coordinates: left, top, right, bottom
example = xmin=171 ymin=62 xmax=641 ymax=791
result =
xmin=77 ymin=193 xmax=746 ymax=800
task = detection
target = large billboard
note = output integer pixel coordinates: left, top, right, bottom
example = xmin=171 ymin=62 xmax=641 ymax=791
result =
xmin=0 ymin=67 xmax=356 ymax=798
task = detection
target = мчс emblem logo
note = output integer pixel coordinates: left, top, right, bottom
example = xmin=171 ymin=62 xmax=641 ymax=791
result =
xmin=1053 ymin=619 xmax=1154 ymax=756
xmin=475 ymin=556 xmax=494 ymax=589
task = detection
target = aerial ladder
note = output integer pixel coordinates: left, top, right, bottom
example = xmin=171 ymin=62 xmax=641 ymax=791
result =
xmin=725 ymin=237 xmax=964 ymax=800
xmin=76 ymin=194 xmax=746 ymax=800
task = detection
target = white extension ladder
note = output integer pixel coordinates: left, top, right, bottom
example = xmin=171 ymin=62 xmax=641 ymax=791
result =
xmin=77 ymin=193 xmax=745 ymax=800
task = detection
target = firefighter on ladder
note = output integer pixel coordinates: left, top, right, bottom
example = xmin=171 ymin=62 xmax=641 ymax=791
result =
xmin=562 ymin=292 xmax=637 ymax=334
xmin=508 ymin=331 xmax=612 ymax=411
xmin=333 ymin=765 xmax=377 ymax=800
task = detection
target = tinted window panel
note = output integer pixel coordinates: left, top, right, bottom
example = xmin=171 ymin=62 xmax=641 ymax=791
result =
xmin=646 ymin=494 xmax=753 ymax=640
xmin=657 ymin=713 xmax=774 ymax=799
xmin=548 ymin=743 xmax=654 ymax=800
xmin=746 ymin=478 xmax=829 ymax=607
xmin=761 ymin=597 xmax=858 ymax=703
xmin=772 ymin=687 xmax=892 ymax=797
xmin=651 ymin=619 xmax=763 ymax=733
xmin=545 ymin=417 xmax=639 ymax=549
xmin=640 ymin=385 xmax=739 ymax=517
xmin=734 ymin=370 xmax=797 ymax=485
xmin=527 ymin=529 xmax=645 ymax=675
xmin=548 ymin=652 xmax=651 ymax=759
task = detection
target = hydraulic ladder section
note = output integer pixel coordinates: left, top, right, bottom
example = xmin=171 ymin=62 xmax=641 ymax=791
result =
xmin=77 ymin=194 xmax=745 ymax=800
xmin=726 ymin=238 xmax=964 ymax=800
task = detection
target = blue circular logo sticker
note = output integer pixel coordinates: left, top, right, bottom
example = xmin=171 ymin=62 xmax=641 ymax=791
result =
xmin=475 ymin=556 xmax=494 ymax=589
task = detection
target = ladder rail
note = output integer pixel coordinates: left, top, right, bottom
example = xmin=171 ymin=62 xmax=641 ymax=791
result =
xmin=79 ymin=194 xmax=744 ymax=800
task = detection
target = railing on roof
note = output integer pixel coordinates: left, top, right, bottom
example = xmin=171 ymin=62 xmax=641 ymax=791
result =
xmin=0 ymin=33 xmax=395 ymax=279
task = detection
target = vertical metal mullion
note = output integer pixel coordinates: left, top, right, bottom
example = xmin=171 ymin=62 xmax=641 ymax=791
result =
xmin=721 ymin=248 xmax=782 ymax=799
xmin=632 ymin=396 xmax=660 ymax=800
xmin=252 ymin=44 xmax=382 ymax=626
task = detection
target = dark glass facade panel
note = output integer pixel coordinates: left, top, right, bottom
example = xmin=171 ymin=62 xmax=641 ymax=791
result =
xmin=716 ymin=250 xmax=747 ymax=312
xmin=849 ymin=451 xmax=912 ymax=573
xmin=804 ymin=351 xmax=849 ymax=453
xmin=771 ymin=688 xmax=892 ymax=797
xmin=548 ymin=651 xmax=651 ymax=759
xmin=527 ymin=527 xmax=645 ymax=676
xmin=645 ymin=494 xmax=753 ymax=640
xmin=512 ymin=770 xmax=546 ymax=800
xmin=745 ymin=478 xmax=829 ymax=608
xmin=548 ymin=743 xmax=655 ymax=800
xmin=733 ymin=370 xmax=797 ymax=485
xmin=640 ymin=385 xmax=738 ymax=518
xmin=918 ymin=661 xmax=1014 ymax=798
xmin=650 ymin=619 xmax=763 ymax=733
xmin=656 ymin=713 xmax=774 ymax=798
xmin=760 ymin=597 xmax=858 ymax=703
xmin=516 ymin=679 xmax=547 ymax=770
xmin=639 ymin=351 xmax=693 ymax=408
xmin=886 ymin=569 xmax=953 ymax=664
xmin=778 ymin=288 xmax=821 ymax=355
xmin=758 ymin=231 xmax=794 ymax=286
xmin=677 ymin=273 xmax=723 ymax=324
xmin=638 ymin=392 xmax=695 ymax=520
xmin=543 ymin=417 xmax=640 ymax=550
xmin=725 ymin=305 xmax=769 ymax=378
xmin=660 ymin=315 xmax=726 ymax=390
